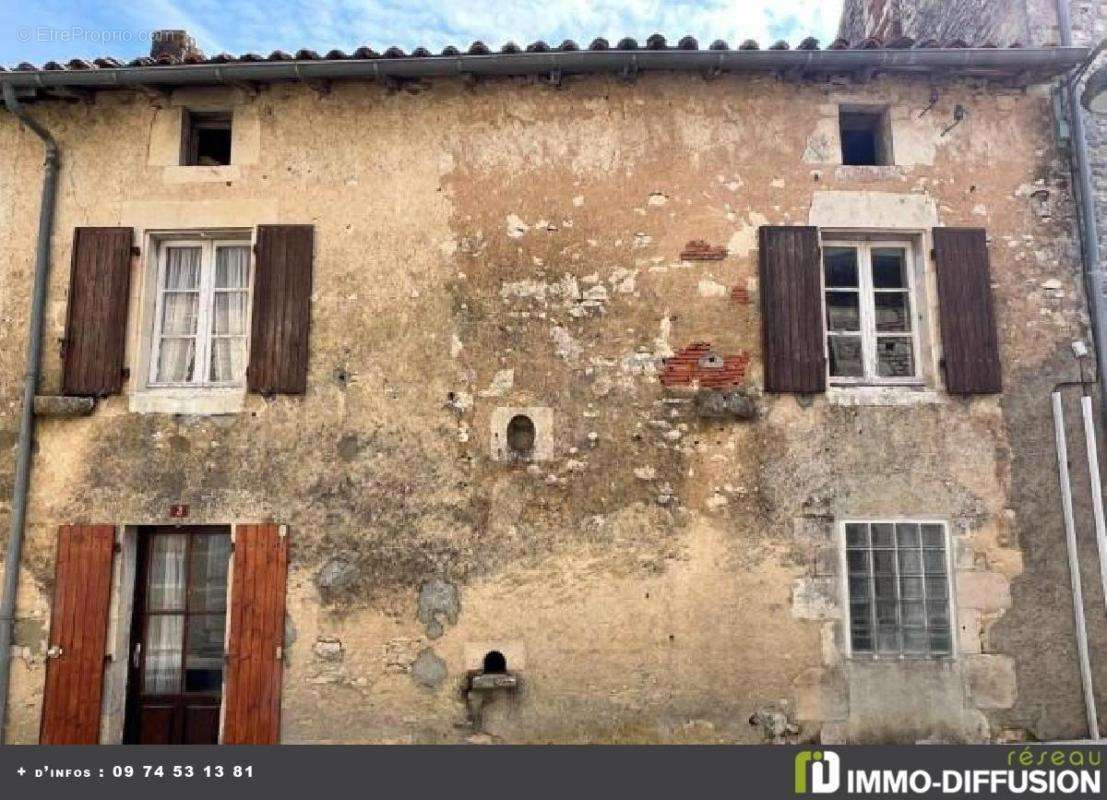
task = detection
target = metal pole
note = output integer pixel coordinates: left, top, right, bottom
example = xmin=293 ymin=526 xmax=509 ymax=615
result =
xmin=0 ymin=83 xmax=59 ymax=743
xmin=1081 ymin=395 xmax=1107 ymax=616
xmin=1053 ymin=391 xmax=1101 ymax=739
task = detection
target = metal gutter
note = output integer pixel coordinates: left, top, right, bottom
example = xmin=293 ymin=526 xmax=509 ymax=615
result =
xmin=0 ymin=83 xmax=60 ymax=743
xmin=0 ymin=47 xmax=1088 ymax=91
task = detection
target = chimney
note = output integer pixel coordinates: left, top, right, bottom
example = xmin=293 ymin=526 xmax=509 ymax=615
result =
xmin=150 ymin=29 xmax=204 ymax=61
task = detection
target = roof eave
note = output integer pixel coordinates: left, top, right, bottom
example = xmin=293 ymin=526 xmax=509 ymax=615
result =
xmin=0 ymin=47 xmax=1088 ymax=91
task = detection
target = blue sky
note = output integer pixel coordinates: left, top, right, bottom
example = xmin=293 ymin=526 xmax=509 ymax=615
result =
xmin=2 ymin=0 xmax=843 ymax=66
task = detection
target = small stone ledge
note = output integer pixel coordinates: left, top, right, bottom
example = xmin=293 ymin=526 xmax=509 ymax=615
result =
xmin=33 ymin=395 xmax=96 ymax=418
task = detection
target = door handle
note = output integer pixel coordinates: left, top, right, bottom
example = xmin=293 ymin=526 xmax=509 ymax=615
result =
xmin=132 ymin=642 xmax=142 ymax=669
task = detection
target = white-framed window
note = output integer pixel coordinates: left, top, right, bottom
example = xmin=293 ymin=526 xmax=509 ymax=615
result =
xmin=148 ymin=238 xmax=252 ymax=388
xmin=842 ymin=520 xmax=954 ymax=659
xmin=822 ymin=240 xmax=920 ymax=385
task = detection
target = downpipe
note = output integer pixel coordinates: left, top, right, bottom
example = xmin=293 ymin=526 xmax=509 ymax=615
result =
xmin=0 ymin=82 xmax=59 ymax=743
xmin=1058 ymin=0 xmax=1107 ymax=420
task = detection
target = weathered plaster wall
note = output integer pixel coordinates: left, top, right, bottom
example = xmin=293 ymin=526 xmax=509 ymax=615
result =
xmin=0 ymin=69 xmax=1099 ymax=743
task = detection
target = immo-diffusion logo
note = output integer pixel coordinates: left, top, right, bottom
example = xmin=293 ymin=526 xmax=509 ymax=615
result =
xmin=795 ymin=750 xmax=841 ymax=794
xmin=793 ymin=747 xmax=1102 ymax=796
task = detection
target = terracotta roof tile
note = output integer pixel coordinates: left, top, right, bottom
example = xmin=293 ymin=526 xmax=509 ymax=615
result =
xmin=1 ymin=36 xmax=1075 ymax=75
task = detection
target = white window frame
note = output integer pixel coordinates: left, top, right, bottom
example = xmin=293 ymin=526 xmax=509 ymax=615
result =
xmin=821 ymin=239 xmax=922 ymax=387
xmin=837 ymin=518 xmax=958 ymax=661
xmin=147 ymin=237 xmax=253 ymax=390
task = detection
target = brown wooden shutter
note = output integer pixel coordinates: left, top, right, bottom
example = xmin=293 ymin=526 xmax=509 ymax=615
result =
xmin=932 ymin=227 xmax=1002 ymax=394
xmin=62 ymin=228 xmax=133 ymax=396
xmin=223 ymin=524 xmax=288 ymax=744
xmin=759 ymin=226 xmax=826 ymax=393
xmin=39 ymin=524 xmax=116 ymax=744
xmin=247 ymin=225 xmax=314 ymax=394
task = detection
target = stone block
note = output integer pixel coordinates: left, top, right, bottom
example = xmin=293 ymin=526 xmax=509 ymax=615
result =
xmin=792 ymin=578 xmax=840 ymax=620
xmin=958 ymin=608 xmax=983 ymax=655
xmin=966 ymin=654 xmax=1017 ymax=709
xmin=793 ymin=666 xmax=848 ymax=721
xmin=955 ymin=571 xmax=1011 ymax=612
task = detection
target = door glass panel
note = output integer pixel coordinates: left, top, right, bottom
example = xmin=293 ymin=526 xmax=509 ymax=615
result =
xmin=188 ymin=535 xmax=231 ymax=611
xmin=185 ymin=614 xmax=226 ymax=693
xmin=147 ymin=535 xmax=187 ymax=611
xmin=144 ymin=615 xmax=184 ymax=694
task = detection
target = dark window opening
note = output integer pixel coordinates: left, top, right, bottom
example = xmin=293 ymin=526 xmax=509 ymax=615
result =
xmin=839 ymin=108 xmax=891 ymax=166
xmin=182 ymin=110 xmax=233 ymax=166
xmin=482 ymin=650 xmax=507 ymax=673
xmin=506 ymin=414 xmax=536 ymax=458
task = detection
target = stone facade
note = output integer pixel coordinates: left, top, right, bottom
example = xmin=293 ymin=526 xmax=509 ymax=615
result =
xmin=1 ymin=51 xmax=1105 ymax=743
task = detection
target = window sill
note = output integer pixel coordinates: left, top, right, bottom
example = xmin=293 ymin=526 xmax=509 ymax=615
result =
xmin=162 ymin=165 xmax=241 ymax=184
xmin=847 ymin=654 xmax=955 ymax=663
xmin=826 ymin=385 xmax=942 ymax=406
xmin=833 ymin=164 xmax=907 ymax=181
xmin=129 ymin=387 xmax=246 ymax=415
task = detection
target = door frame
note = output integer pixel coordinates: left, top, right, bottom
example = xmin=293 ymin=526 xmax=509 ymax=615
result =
xmin=99 ymin=523 xmax=237 ymax=744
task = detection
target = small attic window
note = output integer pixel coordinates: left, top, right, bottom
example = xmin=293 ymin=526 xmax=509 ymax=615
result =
xmin=839 ymin=107 xmax=892 ymax=166
xmin=506 ymin=414 xmax=536 ymax=459
xmin=182 ymin=110 xmax=232 ymax=166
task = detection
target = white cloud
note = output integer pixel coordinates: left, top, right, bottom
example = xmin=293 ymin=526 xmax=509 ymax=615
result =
xmin=175 ymin=0 xmax=841 ymax=57
xmin=6 ymin=0 xmax=843 ymax=64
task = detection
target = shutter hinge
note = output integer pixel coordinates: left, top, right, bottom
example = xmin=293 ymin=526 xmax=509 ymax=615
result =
xmin=121 ymin=367 xmax=130 ymax=381
xmin=279 ymin=525 xmax=288 ymax=540
xmin=57 ymin=337 xmax=67 ymax=361
xmin=275 ymin=645 xmax=284 ymax=661
xmin=112 ymin=542 xmax=121 ymax=553
xmin=930 ymin=248 xmax=936 ymax=260
xmin=46 ymin=645 xmax=63 ymax=659
xmin=130 ymin=245 xmax=141 ymax=257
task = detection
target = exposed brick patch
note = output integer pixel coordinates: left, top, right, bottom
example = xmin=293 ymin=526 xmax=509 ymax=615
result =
xmin=680 ymin=240 xmax=728 ymax=261
xmin=660 ymin=342 xmax=749 ymax=388
xmin=730 ymin=286 xmax=751 ymax=304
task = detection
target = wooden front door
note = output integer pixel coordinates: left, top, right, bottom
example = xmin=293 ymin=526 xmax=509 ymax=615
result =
xmin=124 ymin=527 xmax=231 ymax=745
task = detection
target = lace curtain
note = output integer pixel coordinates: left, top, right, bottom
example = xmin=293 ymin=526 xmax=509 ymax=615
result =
xmin=210 ymin=246 xmax=250 ymax=383
xmin=155 ymin=247 xmax=201 ymax=384
xmin=144 ymin=535 xmax=187 ymax=694
xmin=154 ymin=244 xmax=249 ymax=385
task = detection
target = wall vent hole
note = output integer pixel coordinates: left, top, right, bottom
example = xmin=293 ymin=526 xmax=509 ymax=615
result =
xmin=482 ymin=650 xmax=507 ymax=674
xmin=506 ymin=414 xmax=536 ymax=458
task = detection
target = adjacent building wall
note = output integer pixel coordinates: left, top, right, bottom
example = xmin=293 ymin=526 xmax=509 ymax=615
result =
xmin=839 ymin=0 xmax=1107 ymax=741
xmin=0 ymin=68 xmax=1101 ymax=743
